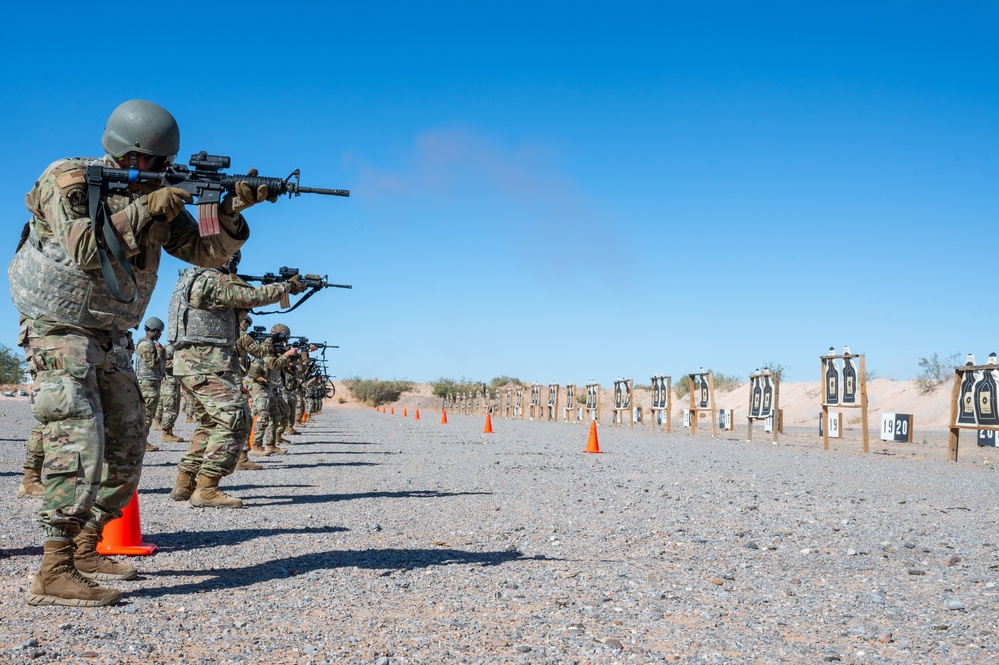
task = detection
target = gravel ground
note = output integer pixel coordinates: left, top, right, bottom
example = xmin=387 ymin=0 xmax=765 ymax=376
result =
xmin=1 ymin=398 xmax=998 ymax=665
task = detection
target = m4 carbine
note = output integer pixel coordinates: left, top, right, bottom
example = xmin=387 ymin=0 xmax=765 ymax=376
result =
xmin=236 ymin=267 xmax=351 ymax=314
xmin=87 ymin=151 xmax=349 ymax=237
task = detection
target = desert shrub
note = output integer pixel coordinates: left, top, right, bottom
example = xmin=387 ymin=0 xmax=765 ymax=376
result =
xmin=490 ymin=375 xmax=522 ymax=388
xmin=0 ymin=344 xmax=26 ymax=385
xmin=430 ymin=377 xmax=484 ymax=398
xmin=916 ymin=352 xmax=960 ymax=395
xmin=674 ymin=370 xmax=741 ymax=398
xmin=760 ymin=361 xmax=788 ymax=380
xmin=344 ymin=376 xmax=413 ymax=406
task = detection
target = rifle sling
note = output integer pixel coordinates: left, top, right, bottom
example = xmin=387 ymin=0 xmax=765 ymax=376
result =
xmin=87 ymin=177 xmax=139 ymax=304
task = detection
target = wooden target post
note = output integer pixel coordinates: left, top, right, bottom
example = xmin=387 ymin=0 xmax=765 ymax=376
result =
xmin=514 ymin=387 xmax=524 ymax=419
xmin=821 ymin=346 xmax=869 ymax=452
xmin=747 ymin=369 xmax=781 ymax=443
xmin=612 ymin=378 xmax=634 ymax=428
xmin=687 ymin=370 xmax=717 ymax=437
xmin=528 ymin=384 xmax=542 ymax=421
xmin=650 ymin=374 xmax=672 ymax=432
xmin=585 ymin=381 xmax=601 ymax=423
xmin=545 ymin=382 xmax=559 ymax=422
xmin=947 ymin=353 xmax=999 ymax=462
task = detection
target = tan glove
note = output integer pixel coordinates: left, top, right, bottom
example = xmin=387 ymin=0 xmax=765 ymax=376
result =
xmin=143 ymin=187 xmax=193 ymax=222
xmin=220 ymin=168 xmax=270 ymax=215
xmin=287 ymin=274 xmax=308 ymax=295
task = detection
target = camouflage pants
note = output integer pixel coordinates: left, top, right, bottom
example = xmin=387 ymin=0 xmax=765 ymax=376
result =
xmin=23 ymin=327 xmax=146 ymax=541
xmin=293 ymin=389 xmax=306 ymax=423
xmin=247 ymin=383 xmax=276 ymax=448
xmin=177 ymin=371 xmax=249 ymax=479
xmin=138 ymin=378 xmax=161 ymax=433
xmin=158 ymin=376 xmax=181 ymax=430
xmin=23 ymin=423 xmax=44 ymax=472
xmin=271 ymin=389 xmax=291 ymax=440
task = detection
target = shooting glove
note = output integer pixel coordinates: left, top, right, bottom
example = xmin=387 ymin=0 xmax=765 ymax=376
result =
xmin=287 ymin=274 xmax=308 ymax=295
xmin=220 ymin=168 xmax=270 ymax=215
xmin=143 ymin=187 xmax=193 ymax=222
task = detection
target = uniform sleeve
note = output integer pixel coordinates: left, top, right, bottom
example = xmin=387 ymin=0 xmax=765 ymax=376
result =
xmin=197 ymin=274 xmax=293 ymax=310
xmin=238 ymin=333 xmax=268 ymax=359
xmin=26 ymin=160 xmax=154 ymax=270
xmin=162 ymin=209 xmax=249 ymax=269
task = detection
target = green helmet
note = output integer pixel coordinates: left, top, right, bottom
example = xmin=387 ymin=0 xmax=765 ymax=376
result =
xmin=101 ymin=100 xmax=180 ymax=158
xmin=270 ymin=323 xmax=291 ymax=337
xmin=144 ymin=316 xmax=165 ymax=332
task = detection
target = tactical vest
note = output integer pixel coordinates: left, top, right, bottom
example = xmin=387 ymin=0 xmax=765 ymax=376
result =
xmin=9 ymin=222 xmax=157 ymax=330
xmin=135 ymin=339 xmax=165 ymax=381
xmin=168 ymin=267 xmax=238 ymax=348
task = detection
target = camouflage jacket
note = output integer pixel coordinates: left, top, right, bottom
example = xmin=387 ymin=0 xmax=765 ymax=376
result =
xmin=13 ymin=155 xmax=248 ymax=341
xmin=135 ymin=338 xmax=165 ymax=381
xmin=173 ymin=272 xmax=294 ymax=378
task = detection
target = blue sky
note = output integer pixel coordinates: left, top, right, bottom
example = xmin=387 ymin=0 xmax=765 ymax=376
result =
xmin=1 ymin=1 xmax=997 ymax=384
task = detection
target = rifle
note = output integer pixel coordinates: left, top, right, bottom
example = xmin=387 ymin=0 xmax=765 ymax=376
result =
xmin=236 ymin=267 xmax=351 ymax=315
xmin=290 ymin=337 xmax=339 ymax=352
xmin=87 ymin=151 xmax=349 ymax=237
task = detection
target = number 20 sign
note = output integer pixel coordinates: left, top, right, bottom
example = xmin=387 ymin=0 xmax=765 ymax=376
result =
xmin=880 ymin=413 xmax=913 ymax=443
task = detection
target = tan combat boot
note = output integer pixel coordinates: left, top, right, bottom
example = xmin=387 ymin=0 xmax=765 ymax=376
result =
xmin=189 ymin=475 xmax=243 ymax=508
xmin=160 ymin=429 xmax=183 ymax=443
xmin=283 ymin=425 xmax=300 ymax=436
xmin=17 ymin=467 xmax=44 ymax=497
xmin=248 ymin=445 xmax=272 ymax=457
xmin=26 ymin=541 xmax=121 ymax=607
xmin=73 ymin=527 xmax=137 ymax=581
xmin=277 ymin=435 xmax=292 ymax=444
xmin=235 ymin=450 xmax=263 ymax=471
xmin=169 ymin=470 xmax=198 ymax=501
xmin=145 ymin=441 xmax=159 ymax=452
xmin=263 ymin=444 xmax=287 ymax=455
xmin=152 ymin=420 xmax=161 ymax=431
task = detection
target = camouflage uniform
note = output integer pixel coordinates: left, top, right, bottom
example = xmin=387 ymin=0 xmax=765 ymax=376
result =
xmin=169 ymin=268 xmax=294 ymax=503
xmin=157 ymin=344 xmax=181 ymax=435
xmin=235 ymin=326 xmax=267 ymax=457
xmin=135 ymin=335 xmax=165 ymax=433
xmin=8 ymin=154 xmax=248 ymax=545
xmin=247 ymin=344 xmax=293 ymax=452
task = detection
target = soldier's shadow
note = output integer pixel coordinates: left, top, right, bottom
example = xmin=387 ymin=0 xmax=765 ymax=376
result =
xmin=145 ymin=525 xmax=347 ymax=552
xmin=131 ymin=547 xmax=537 ymax=598
xmin=245 ymin=489 xmax=491 ymax=507
xmin=265 ymin=461 xmax=379 ymax=471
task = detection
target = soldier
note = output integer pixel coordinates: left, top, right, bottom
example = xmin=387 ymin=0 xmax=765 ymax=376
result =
xmin=158 ymin=343 xmax=183 ymax=443
xmin=233 ymin=313 xmax=267 ymax=470
xmin=247 ymin=324 xmax=306 ymax=456
xmin=8 ymin=99 xmax=264 ymax=606
xmin=135 ymin=317 xmax=166 ymax=451
xmin=166 ymin=251 xmax=306 ymax=508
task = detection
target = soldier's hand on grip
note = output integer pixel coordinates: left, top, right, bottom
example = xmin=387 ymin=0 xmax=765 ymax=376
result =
xmin=144 ymin=187 xmax=193 ymax=222
xmin=221 ymin=168 xmax=270 ymax=215
xmin=288 ymin=274 xmax=308 ymax=295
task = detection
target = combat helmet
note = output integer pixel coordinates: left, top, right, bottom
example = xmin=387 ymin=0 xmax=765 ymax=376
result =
xmin=102 ymin=100 xmax=180 ymax=159
xmin=144 ymin=316 xmax=165 ymax=332
xmin=270 ymin=323 xmax=291 ymax=337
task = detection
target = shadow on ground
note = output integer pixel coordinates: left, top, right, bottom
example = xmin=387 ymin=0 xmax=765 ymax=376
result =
xmin=131 ymin=547 xmax=538 ymax=598
xmin=246 ymin=489 xmax=491 ymax=506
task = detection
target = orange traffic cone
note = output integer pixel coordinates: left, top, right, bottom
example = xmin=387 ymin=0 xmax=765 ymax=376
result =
xmin=584 ymin=421 xmax=601 ymax=454
xmin=441 ymin=409 xmax=448 ymax=424
xmin=414 ymin=409 xmax=421 ymax=420
xmin=248 ymin=415 xmax=257 ymax=446
xmin=391 ymin=407 xmax=395 ymax=415
xmin=97 ymin=490 xmax=157 ymax=555
xmin=403 ymin=408 xmax=408 ymax=417
xmin=484 ymin=413 xmax=493 ymax=433
xmin=302 ymin=410 xmax=309 ymax=423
